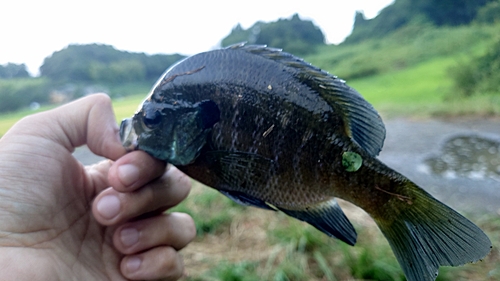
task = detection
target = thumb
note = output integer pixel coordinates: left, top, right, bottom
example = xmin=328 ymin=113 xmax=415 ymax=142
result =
xmin=15 ymin=93 xmax=127 ymax=161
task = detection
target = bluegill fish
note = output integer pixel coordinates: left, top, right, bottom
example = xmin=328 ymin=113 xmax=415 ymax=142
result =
xmin=120 ymin=44 xmax=491 ymax=281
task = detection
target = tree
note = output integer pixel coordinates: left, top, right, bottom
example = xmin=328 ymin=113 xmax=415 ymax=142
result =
xmin=0 ymin=78 xmax=49 ymax=113
xmin=40 ymin=44 xmax=118 ymax=82
xmin=476 ymin=0 xmax=500 ymax=24
xmin=40 ymin=44 xmax=185 ymax=84
xmin=221 ymin=14 xmax=325 ymax=55
xmin=411 ymin=0 xmax=494 ymax=26
xmin=88 ymin=60 xmax=145 ymax=83
xmin=221 ymin=23 xmax=255 ymax=46
xmin=345 ymin=0 xmax=495 ymax=44
xmin=450 ymin=38 xmax=500 ymax=96
xmin=0 ymin=63 xmax=30 ymax=79
xmin=345 ymin=0 xmax=415 ymax=44
xmin=140 ymin=53 xmax=185 ymax=82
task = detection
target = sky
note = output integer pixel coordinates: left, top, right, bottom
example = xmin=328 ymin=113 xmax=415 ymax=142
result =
xmin=0 ymin=0 xmax=394 ymax=75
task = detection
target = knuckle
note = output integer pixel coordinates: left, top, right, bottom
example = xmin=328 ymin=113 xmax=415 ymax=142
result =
xmin=160 ymin=248 xmax=183 ymax=280
xmin=90 ymin=93 xmax=112 ymax=105
xmin=136 ymin=185 xmax=157 ymax=213
xmin=167 ymin=169 xmax=192 ymax=199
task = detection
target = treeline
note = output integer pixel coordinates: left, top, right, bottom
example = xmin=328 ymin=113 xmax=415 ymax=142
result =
xmin=346 ymin=0 xmax=500 ymax=44
xmin=0 ymin=78 xmax=50 ymax=113
xmin=0 ymin=45 xmax=185 ymax=113
xmin=0 ymin=63 xmax=31 ymax=79
xmin=40 ymin=44 xmax=185 ymax=84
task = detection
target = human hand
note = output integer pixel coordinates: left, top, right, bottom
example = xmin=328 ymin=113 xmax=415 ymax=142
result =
xmin=0 ymin=94 xmax=195 ymax=280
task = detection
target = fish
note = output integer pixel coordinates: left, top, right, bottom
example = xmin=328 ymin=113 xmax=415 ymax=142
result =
xmin=119 ymin=43 xmax=492 ymax=281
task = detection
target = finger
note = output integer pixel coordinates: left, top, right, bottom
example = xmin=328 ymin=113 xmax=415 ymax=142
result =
xmin=114 ymin=212 xmax=196 ymax=255
xmin=121 ymin=246 xmax=184 ymax=281
xmin=93 ymin=166 xmax=191 ymax=225
xmin=85 ymin=159 xmax=114 ymax=195
xmin=19 ymin=93 xmax=126 ymax=161
xmin=108 ymin=150 xmax=166 ymax=192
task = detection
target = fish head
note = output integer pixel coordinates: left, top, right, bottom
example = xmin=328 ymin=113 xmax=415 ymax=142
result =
xmin=120 ymin=98 xmax=220 ymax=166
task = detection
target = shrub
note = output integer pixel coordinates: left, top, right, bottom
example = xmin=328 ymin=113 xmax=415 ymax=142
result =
xmin=0 ymin=78 xmax=50 ymax=113
xmin=450 ymin=38 xmax=500 ymax=96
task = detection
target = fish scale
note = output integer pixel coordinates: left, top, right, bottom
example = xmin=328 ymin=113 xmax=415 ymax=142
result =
xmin=119 ymin=43 xmax=491 ymax=281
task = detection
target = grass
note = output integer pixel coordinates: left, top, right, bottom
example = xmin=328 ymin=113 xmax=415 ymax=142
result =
xmin=170 ymin=184 xmax=244 ymax=235
xmin=0 ymin=104 xmax=56 ymax=137
xmin=348 ymin=57 xmax=454 ymax=118
xmin=306 ymin=23 xmax=499 ymax=81
xmin=179 ymin=182 xmax=500 ymax=281
xmin=112 ymin=94 xmax=148 ymax=121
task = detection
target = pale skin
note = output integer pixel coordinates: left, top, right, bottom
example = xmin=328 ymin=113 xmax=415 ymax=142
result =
xmin=0 ymin=94 xmax=196 ymax=280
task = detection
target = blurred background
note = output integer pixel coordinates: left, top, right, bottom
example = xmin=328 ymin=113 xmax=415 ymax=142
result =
xmin=1 ymin=0 xmax=500 ymax=280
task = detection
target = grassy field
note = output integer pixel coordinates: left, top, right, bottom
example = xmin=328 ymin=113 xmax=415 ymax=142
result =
xmin=175 ymin=183 xmax=500 ymax=281
xmin=0 ymin=104 xmax=56 ymax=137
xmin=348 ymin=57 xmax=500 ymax=118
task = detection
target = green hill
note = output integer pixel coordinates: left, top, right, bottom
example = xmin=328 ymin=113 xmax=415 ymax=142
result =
xmin=303 ymin=22 xmax=500 ymax=117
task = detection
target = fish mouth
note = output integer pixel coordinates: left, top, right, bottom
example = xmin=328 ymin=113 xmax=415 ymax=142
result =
xmin=120 ymin=118 xmax=138 ymax=151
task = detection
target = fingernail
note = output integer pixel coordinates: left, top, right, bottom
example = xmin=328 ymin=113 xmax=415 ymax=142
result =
xmin=126 ymin=256 xmax=142 ymax=273
xmin=118 ymin=164 xmax=139 ymax=186
xmin=96 ymin=195 xmax=121 ymax=219
xmin=121 ymin=227 xmax=139 ymax=247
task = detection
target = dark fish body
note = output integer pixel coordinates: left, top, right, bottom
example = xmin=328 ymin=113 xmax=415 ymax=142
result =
xmin=120 ymin=44 xmax=491 ymax=281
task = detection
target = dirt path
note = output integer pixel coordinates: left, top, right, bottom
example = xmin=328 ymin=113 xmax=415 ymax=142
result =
xmin=379 ymin=118 xmax=500 ymax=214
xmin=73 ymin=117 xmax=500 ymax=214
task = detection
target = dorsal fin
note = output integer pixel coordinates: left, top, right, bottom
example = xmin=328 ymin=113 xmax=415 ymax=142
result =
xmin=227 ymin=43 xmax=386 ymax=156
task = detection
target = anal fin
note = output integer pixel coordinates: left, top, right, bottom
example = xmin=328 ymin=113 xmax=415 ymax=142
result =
xmin=277 ymin=198 xmax=357 ymax=246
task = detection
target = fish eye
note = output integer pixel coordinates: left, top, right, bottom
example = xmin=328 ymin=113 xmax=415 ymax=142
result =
xmin=143 ymin=110 xmax=162 ymax=129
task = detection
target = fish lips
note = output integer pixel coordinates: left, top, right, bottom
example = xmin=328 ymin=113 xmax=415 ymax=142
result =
xmin=119 ymin=115 xmax=209 ymax=166
xmin=120 ymin=117 xmax=138 ymax=151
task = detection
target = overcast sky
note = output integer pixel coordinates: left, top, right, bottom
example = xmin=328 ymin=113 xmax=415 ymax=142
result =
xmin=0 ymin=0 xmax=394 ymax=75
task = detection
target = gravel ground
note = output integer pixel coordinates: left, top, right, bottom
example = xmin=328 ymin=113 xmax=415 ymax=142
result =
xmin=73 ymin=117 xmax=500 ymax=214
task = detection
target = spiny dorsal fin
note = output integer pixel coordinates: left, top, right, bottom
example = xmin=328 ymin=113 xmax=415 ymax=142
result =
xmin=227 ymin=43 xmax=386 ymax=156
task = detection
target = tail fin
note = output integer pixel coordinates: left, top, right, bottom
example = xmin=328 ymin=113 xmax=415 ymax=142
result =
xmin=374 ymin=182 xmax=491 ymax=281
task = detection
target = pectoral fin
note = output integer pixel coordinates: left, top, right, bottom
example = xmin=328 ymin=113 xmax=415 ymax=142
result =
xmin=204 ymin=150 xmax=277 ymax=188
xmin=277 ymin=198 xmax=357 ymax=246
